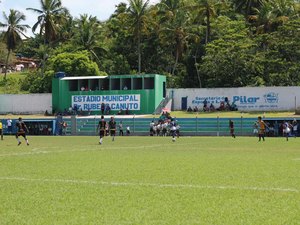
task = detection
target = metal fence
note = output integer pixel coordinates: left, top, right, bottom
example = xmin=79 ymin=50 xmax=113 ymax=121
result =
xmin=1 ymin=116 xmax=296 ymax=137
xmin=63 ymin=116 xmax=296 ymax=137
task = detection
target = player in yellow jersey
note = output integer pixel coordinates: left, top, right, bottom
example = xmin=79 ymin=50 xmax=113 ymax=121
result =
xmin=0 ymin=120 xmax=3 ymax=140
xmin=257 ymin=116 xmax=268 ymax=142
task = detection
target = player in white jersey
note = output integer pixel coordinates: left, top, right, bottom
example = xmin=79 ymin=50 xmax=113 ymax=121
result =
xmin=170 ymin=119 xmax=177 ymax=142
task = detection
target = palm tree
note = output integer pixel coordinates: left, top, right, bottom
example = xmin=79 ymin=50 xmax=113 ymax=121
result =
xmin=73 ymin=14 xmax=106 ymax=62
xmin=0 ymin=9 xmax=29 ymax=80
xmin=158 ymin=0 xmax=195 ymax=78
xmin=271 ymin=0 xmax=297 ymax=20
xmin=127 ymin=0 xmax=150 ymax=74
xmin=232 ymin=0 xmax=265 ymax=17
xmin=27 ymin=0 xmax=68 ymax=43
xmin=192 ymin=0 xmax=220 ymax=44
xmin=251 ymin=0 xmax=296 ymax=33
xmin=27 ymin=0 xmax=68 ymax=75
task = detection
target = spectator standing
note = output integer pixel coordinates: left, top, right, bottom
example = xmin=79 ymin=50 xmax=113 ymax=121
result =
xmin=62 ymin=121 xmax=67 ymax=135
xmin=282 ymin=120 xmax=291 ymax=141
xmin=119 ymin=121 xmax=124 ymax=136
xmin=101 ymin=103 xmax=105 ymax=115
xmin=292 ymin=119 xmax=298 ymax=137
xmin=229 ymin=119 xmax=236 ymax=138
xmin=105 ymin=104 xmax=111 ymax=115
xmin=126 ymin=126 xmax=130 ymax=135
xmin=7 ymin=118 xmax=12 ymax=134
xmin=150 ymin=120 xmax=155 ymax=136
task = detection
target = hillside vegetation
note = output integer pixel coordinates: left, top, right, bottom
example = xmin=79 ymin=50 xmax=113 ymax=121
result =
xmin=0 ymin=0 xmax=300 ymax=93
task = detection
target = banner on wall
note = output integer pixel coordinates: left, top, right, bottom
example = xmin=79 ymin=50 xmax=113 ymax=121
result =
xmin=72 ymin=94 xmax=140 ymax=111
xmin=190 ymin=92 xmax=280 ymax=110
xmin=169 ymin=87 xmax=300 ymax=111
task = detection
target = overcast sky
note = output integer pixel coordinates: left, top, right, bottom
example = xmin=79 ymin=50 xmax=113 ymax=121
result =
xmin=0 ymin=0 xmax=160 ymax=35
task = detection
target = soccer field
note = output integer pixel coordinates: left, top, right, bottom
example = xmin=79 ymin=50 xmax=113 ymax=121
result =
xmin=0 ymin=136 xmax=299 ymax=225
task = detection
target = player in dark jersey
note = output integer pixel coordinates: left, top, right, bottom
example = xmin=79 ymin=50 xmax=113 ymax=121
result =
xmin=97 ymin=115 xmax=106 ymax=145
xmin=108 ymin=117 xmax=117 ymax=141
xmin=229 ymin=119 xmax=236 ymax=138
xmin=16 ymin=117 xmax=29 ymax=146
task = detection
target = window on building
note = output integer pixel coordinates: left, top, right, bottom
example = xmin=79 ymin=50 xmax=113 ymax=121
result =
xmin=99 ymin=79 xmax=109 ymax=90
xmin=79 ymin=80 xmax=89 ymax=91
xmin=69 ymin=80 xmax=78 ymax=91
xmin=111 ymin=78 xmax=120 ymax=90
xmin=133 ymin=78 xmax=142 ymax=90
xmin=122 ymin=78 xmax=131 ymax=90
xmin=144 ymin=77 xmax=154 ymax=89
xmin=90 ymin=79 xmax=99 ymax=91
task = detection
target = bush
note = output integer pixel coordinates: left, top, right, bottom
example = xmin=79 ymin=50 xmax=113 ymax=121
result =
xmin=0 ymin=77 xmax=22 ymax=94
xmin=49 ymin=51 xmax=102 ymax=76
xmin=21 ymin=71 xmax=53 ymax=93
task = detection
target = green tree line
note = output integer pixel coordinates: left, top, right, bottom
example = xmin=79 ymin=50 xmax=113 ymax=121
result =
xmin=1 ymin=0 xmax=300 ymax=93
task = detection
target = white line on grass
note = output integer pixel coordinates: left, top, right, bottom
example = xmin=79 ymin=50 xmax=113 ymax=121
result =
xmin=0 ymin=151 xmax=49 ymax=157
xmin=0 ymin=143 xmax=186 ymax=158
xmin=0 ymin=177 xmax=298 ymax=193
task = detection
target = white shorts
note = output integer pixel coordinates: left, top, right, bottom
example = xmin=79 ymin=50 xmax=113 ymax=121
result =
xmin=283 ymin=128 xmax=290 ymax=133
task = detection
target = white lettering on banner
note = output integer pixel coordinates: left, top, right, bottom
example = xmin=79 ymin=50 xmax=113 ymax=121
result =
xmin=72 ymin=95 xmax=140 ymax=111
xmin=190 ymin=92 xmax=280 ymax=110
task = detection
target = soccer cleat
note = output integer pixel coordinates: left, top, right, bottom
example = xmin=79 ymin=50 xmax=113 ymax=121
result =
xmin=27 ymin=143 xmax=29 ymax=146
xmin=18 ymin=142 xmax=21 ymax=146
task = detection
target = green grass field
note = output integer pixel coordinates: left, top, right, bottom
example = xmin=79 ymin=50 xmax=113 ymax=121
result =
xmin=0 ymin=136 xmax=299 ymax=225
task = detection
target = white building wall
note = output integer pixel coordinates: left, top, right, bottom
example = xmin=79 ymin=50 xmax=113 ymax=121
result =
xmin=0 ymin=94 xmax=52 ymax=114
xmin=168 ymin=87 xmax=300 ymax=111
xmin=1 ymin=87 xmax=300 ymax=114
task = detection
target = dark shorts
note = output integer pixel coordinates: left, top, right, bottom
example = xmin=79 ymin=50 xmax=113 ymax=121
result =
xmin=99 ymin=130 xmax=105 ymax=137
xmin=16 ymin=131 xmax=26 ymax=138
xmin=0 ymin=129 xmax=2 ymax=135
xmin=110 ymin=129 xmax=116 ymax=136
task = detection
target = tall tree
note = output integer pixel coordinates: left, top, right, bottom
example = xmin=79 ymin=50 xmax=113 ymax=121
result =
xmin=232 ymin=0 xmax=265 ymax=17
xmin=72 ymin=14 xmax=105 ymax=62
xmin=0 ymin=9 xmax=29 ymax=80
xmin=27 ymin=0 xmax=68 ymax=43
xmin=27 ymin=0 xmax=68 ymax=75
xmin=251 ymin=0 xmax=297 ymax=33
xmin=127 ymin=0 xmax=150 ymax=74
xmin=192 ymin=0 xmax=221 ymax=44
xmin=158 ymin=0 xmax=191 ymax=77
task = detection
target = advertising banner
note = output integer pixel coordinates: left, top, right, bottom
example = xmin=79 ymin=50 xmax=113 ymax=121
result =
xmin=72 ymin=94 xmax=140 ymax=111
xmin=169 ymin=87 xmax=300 ymax=111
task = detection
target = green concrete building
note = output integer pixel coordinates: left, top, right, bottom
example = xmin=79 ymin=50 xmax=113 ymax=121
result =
xmin=52 ymin=74 xmax=167 ymax=115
